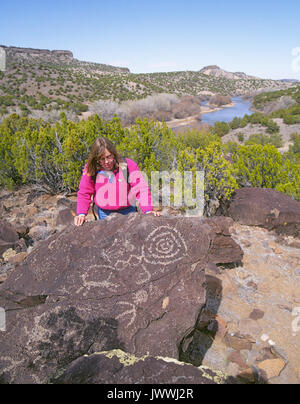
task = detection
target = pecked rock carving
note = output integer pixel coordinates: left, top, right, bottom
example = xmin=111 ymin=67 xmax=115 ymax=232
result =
xmin=0 ymin=214 xmax=242 ymax=384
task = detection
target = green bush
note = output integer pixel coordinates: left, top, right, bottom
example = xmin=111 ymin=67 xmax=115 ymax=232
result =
xmin=177 ymin=142 xmax=238 ymax=214
xmin=212 ymin=121 xmax=230 ymax=137
xmin=232 ymin=144 xmax=300 ymax=200
xmin=245 ymin=133 xmax=283 ymax=148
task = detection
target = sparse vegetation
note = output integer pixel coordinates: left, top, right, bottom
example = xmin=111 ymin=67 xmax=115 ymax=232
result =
xmin=0 ymin=46 xmax=296 ymax=122
xmin=0 ymin=47 xmax=299 ymax=208
xmin=0 ymin=113 xmax=299 ymax=207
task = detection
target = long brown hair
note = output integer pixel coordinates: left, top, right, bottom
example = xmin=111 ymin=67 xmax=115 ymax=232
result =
xmin=86 ymin=137 xmax=122 ymax=178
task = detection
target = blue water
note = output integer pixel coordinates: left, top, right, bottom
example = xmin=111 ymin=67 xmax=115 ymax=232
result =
xmin=201 ymin=97 xmax=253 ymax=125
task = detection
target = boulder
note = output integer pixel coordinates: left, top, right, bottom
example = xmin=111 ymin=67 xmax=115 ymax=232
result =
xmin=225 ymin=188 xmax=300 ymax=238
xmin=202 ymin=217 xmax=243 ymax=265
xmin=55 ymin=208 xmax=75 ymax=226
xmin=52 ymin=349 xmax=230 ymax=384
xmin=0 ymin=214 xmax=242 ymax=384
xmin=0 ymin=220 xmax=19 ymax=255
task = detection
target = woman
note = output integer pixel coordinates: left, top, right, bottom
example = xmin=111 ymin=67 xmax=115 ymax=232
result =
xmin=74 ymin=137 xmax=159 ymax=226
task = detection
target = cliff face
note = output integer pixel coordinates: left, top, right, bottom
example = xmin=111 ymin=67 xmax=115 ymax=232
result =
xmin=1 ymin=45 xmax=73 ymax=63
xmin=0 ymin=45 xmax=129 ymax=73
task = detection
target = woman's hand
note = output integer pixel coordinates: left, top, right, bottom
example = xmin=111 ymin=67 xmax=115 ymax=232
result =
xmin=74 ymin=215 xmax=87 ymax=226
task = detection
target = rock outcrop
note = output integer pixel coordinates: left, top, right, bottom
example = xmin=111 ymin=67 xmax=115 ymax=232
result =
xmin=199 ymin=65 xmax=260 ymax=81
xmin=0 ymin=214 xmax=242 ymax=384
xmin=1 ymin=185 xmax=299 ymax=384
xmin=52 ymin=349 xmax=229 ymax=384
xmin=0 ymin=220 xmax=19 ymax=255
xmin=224 ymin=188 xmax=300 ymax=238
xmin=1 ymin=45 xmax=73 ymax=62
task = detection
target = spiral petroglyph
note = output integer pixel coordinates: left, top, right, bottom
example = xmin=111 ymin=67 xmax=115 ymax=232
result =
xmin=142 ymin=226 xmax=187 ymax=265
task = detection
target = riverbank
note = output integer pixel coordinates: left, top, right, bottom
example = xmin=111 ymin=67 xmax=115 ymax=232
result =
xmin=201 ymin=101 xmax=236 ymax=115
xmin=166 ymin=100 xmax=237 ymax=132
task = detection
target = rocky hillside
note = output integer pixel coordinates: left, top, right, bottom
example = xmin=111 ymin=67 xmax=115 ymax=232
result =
xmin=0 ymin=45 xmax=296 ymax=121
xmin=200 ymin=65 xmax=260 ymax=81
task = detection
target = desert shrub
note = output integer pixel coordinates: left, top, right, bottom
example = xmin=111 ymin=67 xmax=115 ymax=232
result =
xmin=0 ymin=112 xmax=298 ymax=205
xmin=90 ymin=94 xmax=179 ymax=125
xmin=0 ymin=95 xmax=15 ymax=107
xmin=176 ymin=129 xmax=220 ymax=150
xmin=73 ymin=103 xmax=89 ymax=113
xmin=271 ymin=104 xmax=300 ymax=124
xmin=230 ymin=117 xmax=243 ymax=130
xmin=0 ymin=113 xmax=127 ymax=192
xmin=123 ymin=118 xmax=178 ymax=177
xmin=237 ymin=133 xmax=245 ymax=142
xmin=232 ymin=144 xmax=300 ymax=200
xmin=245 ymin=133 xmax=283 ymax=148
xmin=289 ymin=133 xmax=300 ymax=154
xmin=212 ymin=121 xmax=230 ymax=137
xmin=177 ymin=142 xmax=238 ymax=214
xmin=209 ymin=95 xmax=232 ymax=106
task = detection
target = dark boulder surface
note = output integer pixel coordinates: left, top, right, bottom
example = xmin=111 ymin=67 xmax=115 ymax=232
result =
xmin=0 ymin=214 xmax=242 ymax=384
xmin=52 ymin=349 xmax=230 ymax=384
xmin=0 ymin=220 xmax=19 ymax=255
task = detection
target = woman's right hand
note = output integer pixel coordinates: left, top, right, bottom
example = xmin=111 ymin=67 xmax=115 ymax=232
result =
xmin=74 ymin=215 xmax=87 ymax=226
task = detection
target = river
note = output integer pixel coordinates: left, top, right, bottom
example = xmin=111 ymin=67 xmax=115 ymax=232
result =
xmin=201 ymin=97 xmax=253 ymax=125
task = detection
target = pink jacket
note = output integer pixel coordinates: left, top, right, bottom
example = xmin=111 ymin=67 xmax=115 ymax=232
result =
xmin=77 ymin=158 xmax=153 ymax=215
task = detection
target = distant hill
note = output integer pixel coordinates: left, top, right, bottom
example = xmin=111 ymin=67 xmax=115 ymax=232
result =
xmin=280 ymin=79 xmax=299 ymax=83
xmin=0 ymin=45 xmax=297 ymax=121
xmin=199 ymin=65 xmax=260 ymax=80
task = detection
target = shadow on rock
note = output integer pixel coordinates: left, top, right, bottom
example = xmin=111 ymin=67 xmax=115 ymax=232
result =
xmin=179 ymin=274 xmax=268 ymax=385
xmin=179 ymin=275 xmax=223 ymax=366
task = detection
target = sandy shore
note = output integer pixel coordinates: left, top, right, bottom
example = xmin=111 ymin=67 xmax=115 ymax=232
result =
xmin=200 ymin=101 xmax=235 ymax=114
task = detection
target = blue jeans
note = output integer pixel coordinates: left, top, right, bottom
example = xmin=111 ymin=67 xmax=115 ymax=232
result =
xmin=97 ymin=206 xmax=137 ymax=221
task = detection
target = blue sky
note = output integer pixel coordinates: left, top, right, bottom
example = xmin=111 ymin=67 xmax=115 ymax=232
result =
xmin=1 ymin=0 xmax=300 ymax=79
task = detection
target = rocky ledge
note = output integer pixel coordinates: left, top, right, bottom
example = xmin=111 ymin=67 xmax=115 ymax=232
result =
xmin=0 ymin=185 xmax=299 ymax=384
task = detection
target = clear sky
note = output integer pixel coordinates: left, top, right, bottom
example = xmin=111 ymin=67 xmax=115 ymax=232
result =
xmin=1 ymin=0 xmax=300 ymax=79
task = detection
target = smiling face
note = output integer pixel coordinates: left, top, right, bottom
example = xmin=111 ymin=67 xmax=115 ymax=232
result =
xmin=99 ymin=148 xmax=115 ymax=171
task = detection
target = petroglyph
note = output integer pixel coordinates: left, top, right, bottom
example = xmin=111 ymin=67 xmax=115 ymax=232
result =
xmin=143 ymin=225 xmax=187 ymax=265
xmin=135 ymin=264 xmax=152 ymax=285
xmin=115 ymin=255 xmax=143 ymax=272
xmin=0 ymin=214 xmax=217 ymax=383
xmin=132 ymin=289 xmax=149 ymax=305
xmin=116 ymin=302 xmax=137 ymax=328
xmin=81 ymin=265 xmax=120 ymax=294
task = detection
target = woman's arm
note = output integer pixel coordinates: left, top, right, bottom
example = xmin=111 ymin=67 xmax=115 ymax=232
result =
xmin=126 ymin=159 xmax=155 ymax=214
xmin=75 ymin=166 xmax=96 ymax=226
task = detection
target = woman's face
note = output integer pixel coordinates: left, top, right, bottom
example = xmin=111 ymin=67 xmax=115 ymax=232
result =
xmin=99 ymin=148 xmax=115 ymax=171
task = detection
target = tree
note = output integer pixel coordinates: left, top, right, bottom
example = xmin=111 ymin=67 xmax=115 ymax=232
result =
xmin=212 ymin=121 xmax=230 ymax=137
